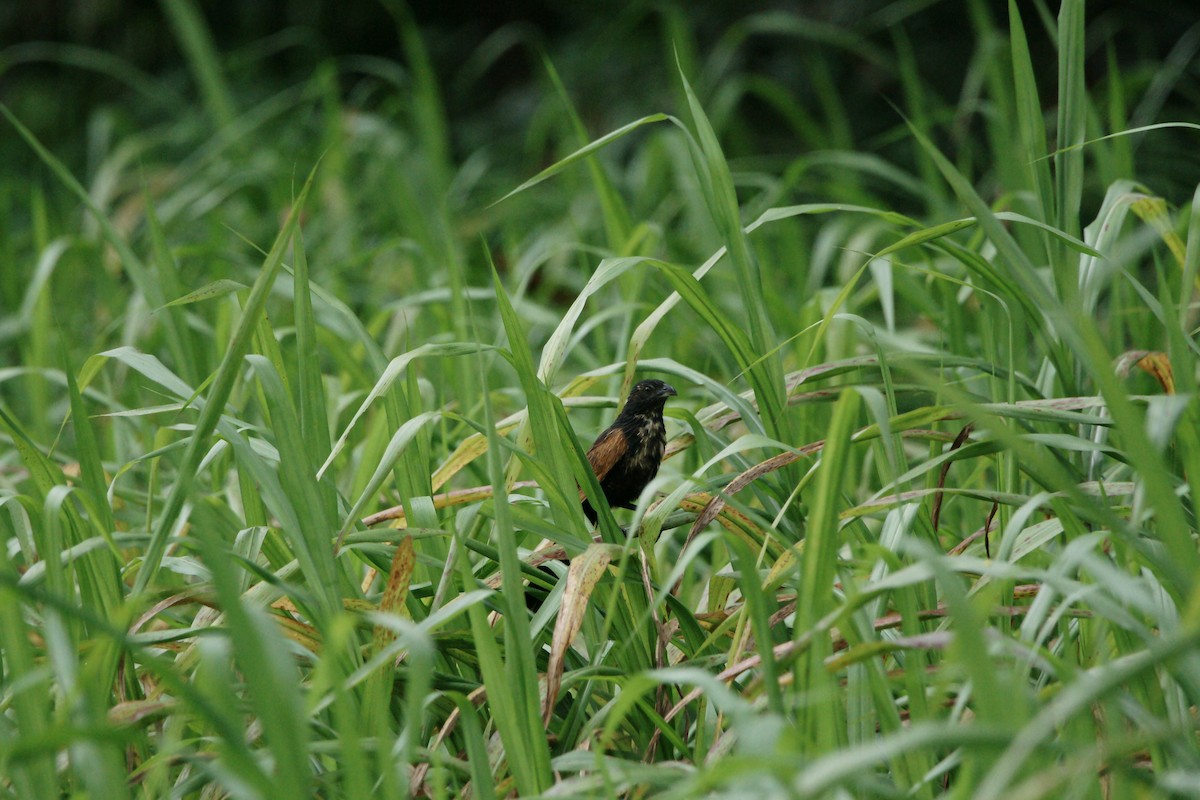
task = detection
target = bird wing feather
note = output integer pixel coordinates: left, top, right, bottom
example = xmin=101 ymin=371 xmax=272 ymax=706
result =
xmin=584 ymin=426 xmax=627 ymax=483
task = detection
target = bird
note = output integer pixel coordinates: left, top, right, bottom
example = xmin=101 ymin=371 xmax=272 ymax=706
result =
xmin=581 ymin=379 xmax=677 ymax=523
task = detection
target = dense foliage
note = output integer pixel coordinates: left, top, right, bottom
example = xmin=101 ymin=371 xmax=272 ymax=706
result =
xmin=2 ymin=1 xmax=1200 ymax=797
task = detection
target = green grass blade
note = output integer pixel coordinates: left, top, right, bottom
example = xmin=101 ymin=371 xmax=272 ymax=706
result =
xmin=290 ymin=227 xmax=331 ymax=464
xmin=1008 ymin=0 xmax=1055 ymax=224
xmin=1053 ymin=0 xmax=1086 ymax=299
xmin=0 ymin=531 xmax=58 ymax=797
xmin=160 ymin=0 xmax=236 ymax=128
xmin=132 ymin=160 xmax=319 ymax=595
xmin=675 ymin=65 xmax=789 ymax=444
xmin=794 ymin=388 xmax=860 ymax=752
xmin=491 ymin=114 xmax=669 ymax=206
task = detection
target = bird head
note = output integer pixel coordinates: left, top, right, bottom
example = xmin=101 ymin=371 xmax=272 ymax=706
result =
xmin=622 ymin=379 xmax=677 ymax=414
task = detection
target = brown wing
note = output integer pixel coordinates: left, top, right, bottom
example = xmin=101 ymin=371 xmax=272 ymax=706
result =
xmin=584 ymin=426 xmax=627 ymax=483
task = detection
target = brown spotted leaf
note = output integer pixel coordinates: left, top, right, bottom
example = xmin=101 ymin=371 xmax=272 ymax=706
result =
xmin=1130 ymin=196 xmax=1187 ymax=269
xmin=543 ymin=543 xmax=618 ymax=724
xmin=1137 ymin=352 xmax=1176 ymax=395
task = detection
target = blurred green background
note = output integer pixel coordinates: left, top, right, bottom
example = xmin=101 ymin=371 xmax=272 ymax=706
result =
xmin=3 ymin=0 xmax=1198 ymax=387
xmin=4 ymin=1 xmax=1197 ymax=197
xmin=4 ymin=3 xmax=1200 ymax=797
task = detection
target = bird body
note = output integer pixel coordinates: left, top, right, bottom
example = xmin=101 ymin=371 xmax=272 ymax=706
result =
xmin=581 ymin=379 xmax=676 ymax=523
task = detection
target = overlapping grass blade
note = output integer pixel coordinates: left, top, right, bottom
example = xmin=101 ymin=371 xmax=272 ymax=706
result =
xmin=132 ymin=161 xmax=319 ymax=594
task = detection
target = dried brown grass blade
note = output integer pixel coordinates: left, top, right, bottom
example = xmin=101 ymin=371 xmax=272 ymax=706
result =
xmin=542 ymin=543 xmax=616 ymax=724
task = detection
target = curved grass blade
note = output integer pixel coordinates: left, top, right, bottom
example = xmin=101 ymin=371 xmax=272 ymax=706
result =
xmin=133 ymin=160 xmax=319 ymax=595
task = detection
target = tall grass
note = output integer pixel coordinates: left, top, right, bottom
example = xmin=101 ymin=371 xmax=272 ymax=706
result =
xmin=2 ymin=1 xmax=1200 ymax=797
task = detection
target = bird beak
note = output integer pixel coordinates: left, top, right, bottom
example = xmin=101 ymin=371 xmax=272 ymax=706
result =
xmin=660 ymin=384 xmax=677 ymax=398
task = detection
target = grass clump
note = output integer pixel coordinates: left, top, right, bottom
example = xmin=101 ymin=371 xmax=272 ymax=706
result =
xmin=2 ymin=1 xmax=1200 ymax=797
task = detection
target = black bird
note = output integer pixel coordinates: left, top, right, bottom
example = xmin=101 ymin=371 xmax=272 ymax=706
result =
xmin=581 ymin=379 xmax=677 ymax=523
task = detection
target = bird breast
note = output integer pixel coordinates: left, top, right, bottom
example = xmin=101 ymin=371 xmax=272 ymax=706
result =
xmin=630 ymin=416 xmax=666 ymax=470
